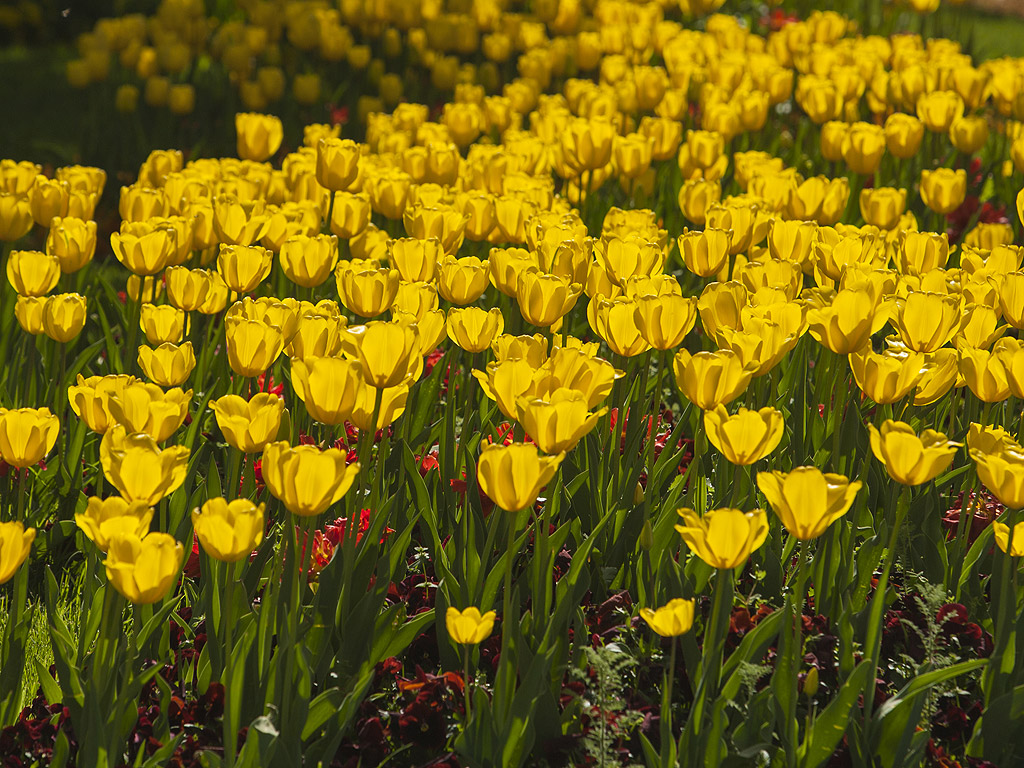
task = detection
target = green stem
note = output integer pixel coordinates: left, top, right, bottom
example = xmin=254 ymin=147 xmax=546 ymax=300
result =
xmin=687 ymin=567 xmax=734 ymax=749
xmin=662 ymin=636 xmax=677 ymax=765
xmin=862 ymin=486 xmax=911 ymax=721
xmin=222 ymin=560 xmax=237 ymax=767
xmin=463 ymin=644 xmax=473 ymax=724
xmin=785 ymin=540 xmax=811 ymax=768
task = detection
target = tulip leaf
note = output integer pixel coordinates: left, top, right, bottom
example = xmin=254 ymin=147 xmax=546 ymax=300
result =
xmin=956 ymin=524 xmax=994 ymax=600
xmin=797 ymin=660 xmax=871 ymax=768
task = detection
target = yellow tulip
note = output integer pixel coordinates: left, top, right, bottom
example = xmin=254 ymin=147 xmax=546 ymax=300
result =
xmin=261 ymin=441 xmax=361 ymax=517
xmin=349 ymin=376 xmax=410 ymax=432
xmin=998 ymin=272 xmax=1024 ymax=329
xmin=235 ymin=112 xmax=283 ymax=162
xmin=76 ymin=496 xmax=153 ymax=553
xmin=757 ymin=467 xmax=862 ymax=540
xmin=337 ymin=264 xmax=400 ymax=318
xmin=446 ymin=606 xmax=497 ymax=645
xmin=355 ymin=321 xmax=419 ymax=388
xmin=68 ymin=374 xmax=137 ymax=434
xmin=806 ymin=288 xmax=878 ymax=355
xmin=446 ymin=307 xmax=505 ymax=354
xmin=42 ymin=293 xmax=87 ymax=343
xmin=993 ymin=520 xmax=1024 ymax=556
xmin=517 ymin=389 xmax=606 ymax=454
xmin=516 ymin=270 xmax=583 ymax=328
xmin=913 ymin=348 xmax=961 ymax=406
xmin=868 ymin=420 xmax=959 ymax=486
xmin=279 ymin=234 xmax=339 ymax=288
xmin=104 ymin=532 xmax=184 ymax=604
xmin=0 ymin=522 xmax=36 ymax=584
xmin=210 ymin=393 xmax=286 ymax=453
xmin=849 ymin=347 xmax=924 ymax=404
xmin=697 ymin=281 xmax=747 ymax=343
xmin=672 ymin=349 xmax=753 ymax=411
xmin=639 ymin=598 xmax=695 ymax=637
xmin=491 ymin=334 xmax=548 ymax=367
xmin=110 ymin=226 xmax=176 ymax=276
xmin=476 ymin=442 xmax=564 ymax=512
xmin=919 ymin=168 xmax=966 ymax=216
xmin=634 ymin=294 xmax=698 ymax=350
xmin=100 ymin=428 xmax=190 ymax=504
xmin=291 ymin=356 xmax=362 ymax=425
xmin=892 ymin=292 xmax=962 ymax=353
xmin=217 ymin=244 xmax=273 ymax=294
xmin=15 ymin=296 xmax=45 ymax=335
xmin=0 ymin=407 xmax=59 ymax=468
xmin=316 ymin=138 xmax=361 ymax=192
xmin=674 ymin=507 xmax=769 ymax=569
xmin=437 ymin=255 xmax=490 ymax=305
xmin=958 ymin=347 xmax=1012 ymax=403
xmin=225 ymin=318 xmax=284 ymax=378
xmin=140 ymin=303 xmax=187 ymax=345
xmin=473 ymin=358 xmax=540 ymax=421
xmin=192 ymin=498 xmax=265 ymax=562
xmin=588 ymin=296 xmax=651 ymax=358
xmin=704 ymin=405 xmax=784 ymax=466
xmin=107 ymin=383 xmax=191 ymax=443
xmin=972 ymin=448 xmax=1024 ymax=510
xmin=388 ymin=237 xmax=443 ymax=283
xmin=6 ymin=250 xmax=60 ymax=296
xmin=137 ymin=342 xmax=196 ymax=388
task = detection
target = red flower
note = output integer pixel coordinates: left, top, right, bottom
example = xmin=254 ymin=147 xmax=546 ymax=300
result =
xmin=257 ymin=372 xmax=284 ymax=397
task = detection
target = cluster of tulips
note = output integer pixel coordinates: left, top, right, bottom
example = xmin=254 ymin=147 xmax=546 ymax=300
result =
xmin=2 ymin=0 xmax=1024 ymax=765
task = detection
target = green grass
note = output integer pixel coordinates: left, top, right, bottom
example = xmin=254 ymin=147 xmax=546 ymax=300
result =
xmin=969 ymin=10 xmax=1024 ymax=60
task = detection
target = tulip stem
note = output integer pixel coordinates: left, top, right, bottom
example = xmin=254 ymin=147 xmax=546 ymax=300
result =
xmin=354 ymin=386 xmax=383 ymax=534
xmin=660 ymin=635 xmax=677 ymax=766
xmin=862 ymin=485 xmax=910 ymax=722
xmin=16 ymin=469 xmax=27 ymax=524
xmin=784 ymin=540 xmax=810 ymax=768
xmin=227 ymin=448 xmax=243 ymax=500
xmin=223 ymin=560 xmax=237 ymax=768
xmin=501 ymin=510 xmax=517 ymax=657
xmin=463 ymin=644 xmax=473 ymax=724
xmin=686 ymin=567 xmax=734 ymax=753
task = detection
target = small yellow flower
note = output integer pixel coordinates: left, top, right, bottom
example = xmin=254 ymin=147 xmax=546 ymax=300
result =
xmin=446 ymin=606 xmax=497 ymax=645
xmin=639 ymin=598 xmax=696 ymax=637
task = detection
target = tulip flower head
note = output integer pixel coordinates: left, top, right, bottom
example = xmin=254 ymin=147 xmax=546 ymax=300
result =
xmin=674 ymin=507 xmax=769 ymax=569
xmin=993 ymin=520 xmax=1024 ymax=556
xmin=639 ymin=598 xmax=696 ymax=637
xmin=76 ymin=496 xmax=154 ymax=553
xmin=210 ymin=393 xmax=286 ymax=453
xmin=104 ymin=531 xmax=184 ymax=604
xmin=0 ymin=407 xmax=59 ymax=469
xmin=476 ymin=442 xmax=564 ymax=512
xmin=446 ymin=606 xmax=497 ymax=645
xmin=192 ymin=498 xmax=265 ymax=562
xmin=757 ymin=467 xmax=862 ymax=540
xmin=869 ymin=420 xmax=959 ymax=486
xmin=262 ymin=441 xmax=361 ymax=517
xmin=704 ymin=405 xmax=784 ymax=466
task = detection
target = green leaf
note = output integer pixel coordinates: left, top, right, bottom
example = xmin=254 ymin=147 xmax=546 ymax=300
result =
xmin=798 ymin=661 xmax=871 ymax=768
